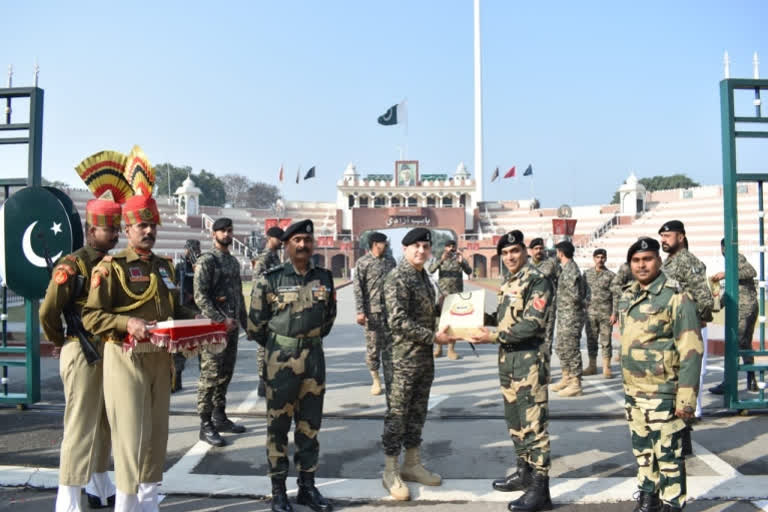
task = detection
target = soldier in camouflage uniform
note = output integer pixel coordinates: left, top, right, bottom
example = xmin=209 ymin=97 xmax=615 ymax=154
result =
xmin=353 ymin=231 xmax=396 ymax=395
xmin=618 ymin=237 xmax=703 ymax=512
xmin=709 ymin=238 xmax=759 ymax=393
xmin=583 ymin=248 xmax=616 ymax=378
xmin=381 ymin=228 xmax=456 ymax=501
xmin=659 ymin=220 xmax=714 ymax=455
xmin=248 ymin=219 xmax=336 ymax=512
xmin=552 ymin=240 xmax=586 ymax=397
xmin=472 ymin=230 xmax=554 ymax=512
xmin=252 ymin=226 xmax=284 ymax=398
xmin=40 ymin=199 xmax=119 ymax=510
xmin=172 ymin=239 xmax=201 ymax=393
xmin=195 ymin=218 xmax=248 ymax=446
xmin=428 ymin=239 xmax=473 ymax=359
xmin=529 ymin=238 xmax=558 ymax=359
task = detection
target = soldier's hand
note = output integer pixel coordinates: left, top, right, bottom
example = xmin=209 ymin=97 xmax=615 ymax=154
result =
xmin=610 ymin=314 xmax=617 ymax=325
xmin=356 ymin=313 xmax=367 ymax=326
xmin=470 ymin=327 xmax=494 ymax=344
xmin=675 ymin=408 xmax=695 ymax=421
xmin=434 ymin=326 xmax=456 ymax=345
xmin=127 ymin=317 xmax=153 ymax=341
xmin=711 ymin=272 xmax=725 ymax=282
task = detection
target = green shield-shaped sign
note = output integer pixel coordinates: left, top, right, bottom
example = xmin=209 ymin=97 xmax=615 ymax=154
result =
xmin=0 ymin=187 xmax=75 ymax=299
xmin=45 ymin=186 xmax=84 ymax=251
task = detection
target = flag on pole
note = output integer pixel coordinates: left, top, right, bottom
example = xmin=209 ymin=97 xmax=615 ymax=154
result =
xmin=296 ymin=166 xmax=300 ymax=184
xmin=523 ymin=164 xmax=533 ymax=176
xmin=377 ymin=100 xmax=407 ymax=126
xmin=504 ymin=166 xmax=516 ymax=179
xmin=304 ymin=166 xmax=316 ymax=180
xmin=490 ymin=166 xmax=499 ymax=182
xmin=279 ymin=165 xmax=284 ymax=183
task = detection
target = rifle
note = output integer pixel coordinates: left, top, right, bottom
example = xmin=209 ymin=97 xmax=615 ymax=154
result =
xmin=44 ymin=250 xmax=101 ymax=365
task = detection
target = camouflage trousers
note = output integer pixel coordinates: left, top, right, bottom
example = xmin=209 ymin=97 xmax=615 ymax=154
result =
xmin=499 ymin=348 xmax=551 ymax=474
xmin=625 ymin=395 xmax=687 ymax=508
xmin=541 ymin=304 xmax=556 ymax=358
xmin=257 ymin=345 xmax=266 ymax=381
xmin=197 ymin=330 xmax=239 ymax=417
xmin=585 ymin=311 xmax=613 ymax=359
xmin=364 ymin=313 xmax=388 ymax=373
xmin=265 ymin=335 xmax=326 ymax=478
xmin=739 ymin=303 xmax=758 ymax=365
xmin=555 ymin=316 xmax=584 ymax=377
xmin=382 ymin=356 xmax=435 ymax=456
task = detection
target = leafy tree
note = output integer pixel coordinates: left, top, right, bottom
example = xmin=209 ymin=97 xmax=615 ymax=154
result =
xmin=244 ymin=181 xmax=280 ymax=209
xmin=195 ymin=169 xmax=226 ymax=207
xmin=611 ymin=174 xmax=700 ymax=204
xmin=154 ymin=163 xmax=226 ymax=207
xmin=222 ymin=174 xmax=252 ymax=207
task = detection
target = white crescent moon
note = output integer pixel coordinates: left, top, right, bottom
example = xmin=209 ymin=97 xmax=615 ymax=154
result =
xmin=22 ymin=221 xmax=62 ymax=268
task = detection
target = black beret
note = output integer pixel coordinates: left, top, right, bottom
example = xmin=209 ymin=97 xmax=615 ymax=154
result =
xmin=185 ymin=239 xmax=200 ymax=250
xmin=212 ymin=217 xmax=233 ymax=231
xmin=401 ymin=227 xmax=431 ymax=246
xmin=266 ymin=226 xmax=284 ymax=239
xmin=369 ymin=232 xmax=387 ymax=245
xmin=528 ymin=237 xmax=544 ymax=249
xmin=497 ymin=230 xmax=525 ymax=255
xmin=658 ymin=220 xmax=685 ymax=235
xmin=593 ymin=248 xmax=607 ymax=257
xmin=282 ymin=219 xmax=313 ymax=241
xmin=627 ymin=237 xmax=660 ymax=262
xmin=445 ymin=239 xmax=457 ymax=247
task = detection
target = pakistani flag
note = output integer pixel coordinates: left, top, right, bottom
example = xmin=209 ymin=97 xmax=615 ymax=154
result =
xmin=378 ymin=100 xmax=406 ymax=126
xmin=0 ymin=187 xmax=77 ymax=299
xmin=304 ymin=166 xmax=316 ymax=180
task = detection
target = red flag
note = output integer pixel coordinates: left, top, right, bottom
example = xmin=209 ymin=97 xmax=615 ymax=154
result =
xmin=503 ymin=166 xmax=516 ymax=179
xmin=279 ymin=165 xmax=284 ymax=183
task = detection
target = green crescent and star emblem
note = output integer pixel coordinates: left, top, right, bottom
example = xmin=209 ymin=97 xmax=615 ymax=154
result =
xmin=0 ymin=187 xmax=78 ymax=300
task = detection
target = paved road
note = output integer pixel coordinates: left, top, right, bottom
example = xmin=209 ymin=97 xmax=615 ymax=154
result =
xmin=1 ymin=283 xmax=767 ymax=511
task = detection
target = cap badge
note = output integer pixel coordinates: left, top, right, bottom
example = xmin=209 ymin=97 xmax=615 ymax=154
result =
xmin=640 ymin=240 xmax=648 ymax=250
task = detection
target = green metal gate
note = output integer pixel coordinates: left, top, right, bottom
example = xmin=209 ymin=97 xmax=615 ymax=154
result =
xmin=0 ymin=83 xmax=44 ymax=406
xmin=720 ymin=77 xmax=768 ymax=410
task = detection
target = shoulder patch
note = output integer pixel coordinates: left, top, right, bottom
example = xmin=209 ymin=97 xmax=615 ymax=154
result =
xmin=54 ymin=268 xmax=69 ymax=285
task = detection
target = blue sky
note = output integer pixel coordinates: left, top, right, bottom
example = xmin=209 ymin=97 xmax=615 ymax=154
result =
xmin=3 ymin=1 xmax=767 ymax=207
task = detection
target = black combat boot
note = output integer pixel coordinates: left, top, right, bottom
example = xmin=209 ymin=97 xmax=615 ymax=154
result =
xmin=85 ymin=492 xmax=115 ymax=509
xmin=212 ymin=407 xmax=246 ymax=433
xmin=507 ymin=471 xmax=552 ymax=511
xmin=171 ymin=371 xmax=183 ymax=393
xmin=708 ymin=381 xmax=725 ymax=395
xmin=199 ymin=417 xmax=226 ymax=447
xmin=493 ymin=457 xmax=533 ymax=492
xmin=632 ymin=490 xmax=662 ymax=512
xmin=258 ymin=379 xmax=267 ymax=397
xmin=747 ymin=371 xmax=758 ymax=392
xmin=297 ymin=471 xmax=333 ymax=512
xmin=271 ymin=477 xmax=294 ymax=512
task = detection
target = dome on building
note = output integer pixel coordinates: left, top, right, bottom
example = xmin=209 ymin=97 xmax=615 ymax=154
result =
xmin=455 ymin=161 xmax=470 ymax=179
xmin=174 ymin=175 xmax=201 ymax=196
xmin=343 ymin=162 xmax=358 ymax=177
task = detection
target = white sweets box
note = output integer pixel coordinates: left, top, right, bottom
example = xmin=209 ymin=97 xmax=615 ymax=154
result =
xmin=437 ymin=291 xmax=486 ymax=339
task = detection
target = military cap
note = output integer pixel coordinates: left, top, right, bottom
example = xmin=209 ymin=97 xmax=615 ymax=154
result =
xmin=266 ymin=226 xmax=284 ymax=239
xmin=401 ymin=227 xmax=431 ymax=246
xmin=185 ymin=239 xmax=200 ymax=251
xmin=593 ymin=248 xmax=607 ymax=257
xmin=282 ymin=219 xmax=313 ymax=241
xmin=497 ymin=230 xmax=525 ymax=255
xmin=658 ymin=220 xmax=685 ymax=235
xmin=445 ymin=239 xmax=457 ymax=247
xmin=528 ymin=237 xmax=544 ymax=249
xmin=212 ymin=217 xmax=233 ymax=231
xmin=627 ymin=237 xmax=660 ymax=262
xmin=368 ymin=232 xmax=387 ymax=247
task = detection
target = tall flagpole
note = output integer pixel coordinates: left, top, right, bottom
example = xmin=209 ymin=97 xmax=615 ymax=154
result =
xmin=473 ymin=0 xmax=484 ymax=207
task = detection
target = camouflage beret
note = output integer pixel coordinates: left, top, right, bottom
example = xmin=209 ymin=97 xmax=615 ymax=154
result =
xmin=658 ymin=220 xmax=685 ymax=235
xmin=401 ymin=228 xmax=431 ymax=246
xmin=627 ymin=237 xmax=660 ymax=262
xmin=282 ymin=219 xmax=313 ymax=241
xmin=497 ymin=230 xmax=525 ymax=255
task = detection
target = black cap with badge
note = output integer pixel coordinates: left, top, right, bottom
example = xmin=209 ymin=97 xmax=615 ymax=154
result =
xmin=369 ymin=232 xmax=387 ymax=246
xmin=528 ymin=237 xmax=544 ymax=249
xmin=658 ymin=220 xmax=685 ymax=235
xmin=266 ymin=226 xmax=284 ymax=239
xmin=281 ymin=219 xmax=313 ymax=241
xmin=212 ymin=217 xmax=233 ymax=231
xmin=401 ymin=227 xmax=431 ymax=246
xmin=593 ymin=248 xmax=607 ymax=257
xmin=627 ymin=237 xmax=660 ymax=262
xmin=497 ymin=230 xmax=525 ymax=255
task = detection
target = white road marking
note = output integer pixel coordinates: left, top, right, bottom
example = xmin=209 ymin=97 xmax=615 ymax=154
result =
xmin=233 ymin=388 xmax=263 ymax=413
xmin=428 ymin=394 xmax=449 ymax=411
xmin=164 ymin=441 xmax=213 ymax=479
xmin=753 ymin=500 xmax=768 ymax=511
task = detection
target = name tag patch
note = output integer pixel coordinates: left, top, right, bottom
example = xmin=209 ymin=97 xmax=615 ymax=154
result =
xmin=129 ymin=266 xmax=150 ymax=282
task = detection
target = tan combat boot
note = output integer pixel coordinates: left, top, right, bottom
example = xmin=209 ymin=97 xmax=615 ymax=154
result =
xmin=602 ymin=357 xmax=613 ymax=379
xmin=558 ymin=375 xmax=583 ymax=397
xmin=400 ymin=447 xmax=442 ymax=486
xmin=550 ymin=370 xmax=570 ymax=392
xmin=446 ymin=342 xmax=461 ymax=360
xmin=370 ymin=371 xmax=382 ymax=395
xmin=433 ymin=344 xmax=443 ymax=358
xmin=382 ymin=455 xmax=410 ymax=501
xmin=583 ymin=356 xmax=597 ymax=376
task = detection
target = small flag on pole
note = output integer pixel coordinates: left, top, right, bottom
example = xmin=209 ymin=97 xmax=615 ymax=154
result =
xmin=504 ymin=166 xmax=516 ymax=179
xmin=296 ymin=166 xmax=300 ymax=184
xmin=490 ymin=166 xmax=499 ymax=182
xmin=279 ymin=165 xmax=284 ymax=183
xmin=304 ymin=166 xmax=316 ymax=180
xmin=523 ymin=164 xmax=533 ymax=176
xmin=378 ymin=100 xmax=406 ymax=126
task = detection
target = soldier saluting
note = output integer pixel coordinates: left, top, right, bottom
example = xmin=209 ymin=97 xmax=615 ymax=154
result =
xmin=428 ymin=239 xmax=472 ymax=360
xmin=40 ymin=198 xmax=121 ymax=511
xmin=618 ymin=237 xmax=703 ymax=512
xmin=248 ymin=219 xmax=336 ymax=512
xmin=194 ymin=217 xmax=248 ymax=446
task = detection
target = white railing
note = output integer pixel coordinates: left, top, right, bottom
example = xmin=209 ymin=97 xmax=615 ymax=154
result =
xmin=580 ymin=214 xmax=620 ymax=248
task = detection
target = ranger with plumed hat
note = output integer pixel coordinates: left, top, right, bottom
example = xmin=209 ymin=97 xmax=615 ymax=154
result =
xmin=248 ymin=218 xmax=337 ymax=512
